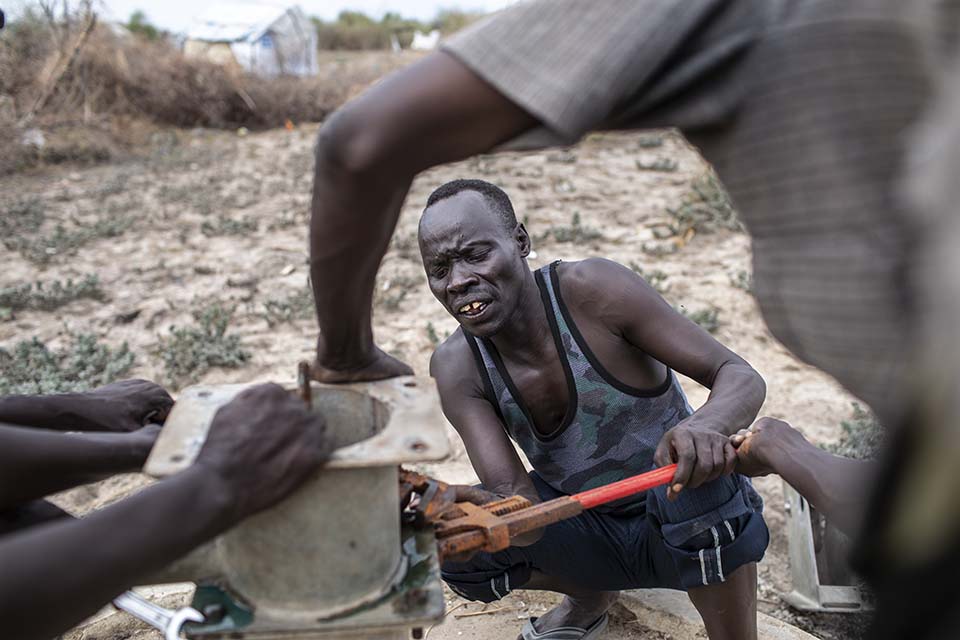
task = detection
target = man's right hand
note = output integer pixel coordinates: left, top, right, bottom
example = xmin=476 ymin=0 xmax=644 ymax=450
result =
xmin=310 ymin=345 xmax=413 ymax=384
xmin=196 ymin=383 xmax=333 ymax=521
xmin=730 ymin=417 xmax=807 ymax=477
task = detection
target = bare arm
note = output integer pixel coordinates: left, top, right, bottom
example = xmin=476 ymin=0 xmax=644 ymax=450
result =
xmin=0 ymin=383 xmax=332 ymax=640
xmin=732 ymin=418 xmax=873 ymax=536
xmin=572 ymin=259 xmax=766 ymax=495
xmin=430 ymin=336 xmax=543 ymax=545
xmin=0 ymin=423 xmax=158 ymax=510
xmin=0 ymin=466 xmax=234 ymax=640
xmin=310 ymin=52 xmax=535 ymax=382
xmin=0 ymin=379 xmax=173 ymax=432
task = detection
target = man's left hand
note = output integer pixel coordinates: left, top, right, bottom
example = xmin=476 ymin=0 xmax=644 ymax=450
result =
xmin=75 ymin=380 xmax=174 ymax=432
xmin=654 ymin=422 xmax=738 ymax=500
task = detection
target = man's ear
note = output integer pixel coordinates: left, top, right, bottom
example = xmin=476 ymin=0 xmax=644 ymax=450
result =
xmin=516 ymin=223 xmax=531 ymax=258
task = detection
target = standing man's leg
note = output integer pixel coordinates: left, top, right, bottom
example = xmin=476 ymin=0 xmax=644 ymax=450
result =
xmin=310 ymin=53 xmax=536 ymax=382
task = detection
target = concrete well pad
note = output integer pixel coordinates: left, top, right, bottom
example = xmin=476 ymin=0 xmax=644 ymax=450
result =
xmin=426 ymin=588 xmax=816 ymax=640
xmin=619 ymin=589 xmax=818 ymax=640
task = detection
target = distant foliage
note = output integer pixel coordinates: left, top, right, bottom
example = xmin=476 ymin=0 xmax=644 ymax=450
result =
xmin=375 ymin=272 xmax=419 ymax=310
xmin=729 ymin=269 xmax=753 ymax=292
xmin=313 ymin=8 xmax=481 ymax=50
xmin=0 ymin=334 xmax=134 ymax=395
xmin=539 ymin=213 xmax=603 ymax=244
xmin=313 ymin=10 xmax=427 ymax=50
xmin=126 ymin=10 xmax=162 ymax=41
xmin=668 ymin=173 xmax=742 ymax=234
xmin=1 ymin=198 xmax=46 ymax=237
xmin=629 ymin=262 xmax=670 ymax=294
xmin=826 ymin=403 xmax=884 ymax=460
xmin=430 ymin=9 xmax=481 ymax=34
xmin=635 ymin=133 xmax=664 ymax=148
xmin=0 ymin=274 xmax=106 ymax=316
xmin=261 ymin=288 xmax=314 ymax=327
xmin=678 ymin=306 xmax=721 ymax=333
xmin=158 ymin=301 xmax=250 ymax=387
xmin=426 ymin=321 xmax=441 ymax=347
xmin=4 ymin=215 xmax=133 ymax=265
xmin=200 ymin=215 xmax=258 ymax=237
xmin=635 ymin=157 xmax=678 ymax=172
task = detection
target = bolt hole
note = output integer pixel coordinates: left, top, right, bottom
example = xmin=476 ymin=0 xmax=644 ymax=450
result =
xmin=409 ymin=440 xmax=427 ymax=452
xmin=198 ymin=390 xmax=211 ymax=398
xmin=170 ymin=454 xmax=184 ymax=463
xmin=403 ymin=380 xmax=417 ymax=388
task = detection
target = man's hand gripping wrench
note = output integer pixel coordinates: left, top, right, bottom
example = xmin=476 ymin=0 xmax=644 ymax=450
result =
xmin=401 ymin=464 xmax=679 ymax=561
xmin=113 ymin=590 xmax=205 ymax=640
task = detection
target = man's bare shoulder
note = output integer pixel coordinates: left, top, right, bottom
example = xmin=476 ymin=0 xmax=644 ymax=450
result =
xmin=429 ymin=328 xmax=482 ymax=396
xmin=557 ymin=257 xmax=652 ymax=301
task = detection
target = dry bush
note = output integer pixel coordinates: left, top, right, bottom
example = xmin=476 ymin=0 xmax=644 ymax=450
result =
xmin=0 ymin=16 xmax=52 ymax=101
xmin=0 ymin=13 xmax=392 ymax=174
xmin=315 ymin=21 xmax=394 ymax=50
xmin=56 ymin=30 xmax=349 ymax=128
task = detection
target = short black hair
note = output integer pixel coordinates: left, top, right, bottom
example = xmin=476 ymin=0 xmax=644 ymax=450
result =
xmin=424 ymin=179 xmax=518 ymax=231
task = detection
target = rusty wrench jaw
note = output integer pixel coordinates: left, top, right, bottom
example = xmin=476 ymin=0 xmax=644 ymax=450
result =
xmin=401 ymin=465 xmax=678 ymax=563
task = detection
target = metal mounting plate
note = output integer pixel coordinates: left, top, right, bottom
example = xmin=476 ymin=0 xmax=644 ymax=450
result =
xmin=145 ymin=376 xmax=450 ymax=477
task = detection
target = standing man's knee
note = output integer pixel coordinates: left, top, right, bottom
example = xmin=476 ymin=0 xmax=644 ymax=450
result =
xmin=314 ymin=105 xmax=396 ymax=180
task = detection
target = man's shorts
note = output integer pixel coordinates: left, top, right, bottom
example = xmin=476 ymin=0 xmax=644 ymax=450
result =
xmin=441 ymin=471 xmax=768 ymax=602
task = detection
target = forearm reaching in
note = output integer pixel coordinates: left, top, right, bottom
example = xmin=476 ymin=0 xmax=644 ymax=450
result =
xmin=0 ymin=466 xmax=236 ymax=640
xmin=731 ymin=417 xmax=874 ymax=536
xmin=0 ymin=379 xmax=173 ymax=432
xmin=0 ymin=423 xmax=158 ymax=510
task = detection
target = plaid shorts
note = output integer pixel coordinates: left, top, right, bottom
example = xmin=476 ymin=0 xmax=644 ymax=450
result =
xmin=441 ymin=470 xmax=768 ymax=601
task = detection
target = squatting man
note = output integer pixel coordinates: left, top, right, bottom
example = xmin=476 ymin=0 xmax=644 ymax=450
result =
xmin=419 ymin=179 xmax=770 ymax=640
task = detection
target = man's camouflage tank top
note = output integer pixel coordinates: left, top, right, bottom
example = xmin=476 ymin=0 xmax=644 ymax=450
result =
xmin=463 ymin=261 xmax=693 ymax=515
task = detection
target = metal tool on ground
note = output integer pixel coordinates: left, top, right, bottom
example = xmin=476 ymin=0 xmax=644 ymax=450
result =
xmin=113 ymin=590 xmax=204 ymax=640
xmin=401 ymin=464 xmax=679 ymax=561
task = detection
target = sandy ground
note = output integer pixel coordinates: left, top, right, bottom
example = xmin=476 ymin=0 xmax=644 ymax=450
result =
xmin=1 ymin=121 xmax=869 ymax=639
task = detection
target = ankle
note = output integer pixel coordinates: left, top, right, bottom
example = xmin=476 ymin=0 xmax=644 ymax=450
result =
xmin=564 ymin=592 xmax=617 ymax=616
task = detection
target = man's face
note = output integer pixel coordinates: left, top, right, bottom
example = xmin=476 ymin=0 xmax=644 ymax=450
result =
xmin=418 ymin=191 xmax=529 ymax=338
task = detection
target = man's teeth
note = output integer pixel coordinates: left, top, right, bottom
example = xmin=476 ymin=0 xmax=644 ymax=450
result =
xmin=458 ymin=301 xmax=486 ymax=314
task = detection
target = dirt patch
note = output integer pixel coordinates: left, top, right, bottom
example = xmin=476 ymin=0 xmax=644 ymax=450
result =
xmin=3 ymin=117 xmax=866 ymax=639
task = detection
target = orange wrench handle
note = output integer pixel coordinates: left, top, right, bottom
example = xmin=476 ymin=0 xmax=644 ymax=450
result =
xmin=573 ymin=464 xmax=677 ymax=509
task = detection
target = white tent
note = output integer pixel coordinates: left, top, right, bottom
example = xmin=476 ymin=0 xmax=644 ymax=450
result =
xmin=185 ymin=2 xmax=317 ymax=77
xmin=411 ymin=30 xmax=441 ymax=51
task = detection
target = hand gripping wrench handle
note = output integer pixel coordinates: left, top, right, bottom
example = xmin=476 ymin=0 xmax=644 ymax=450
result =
xmin=113 ymin=590 xmax=205 ymax=640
